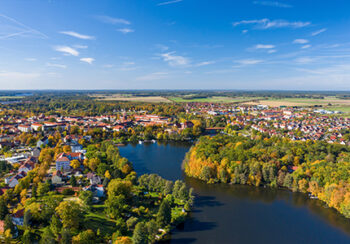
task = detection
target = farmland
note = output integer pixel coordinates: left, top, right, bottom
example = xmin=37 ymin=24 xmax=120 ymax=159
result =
xmin=91 ymin=94 xmax=171 ymax=103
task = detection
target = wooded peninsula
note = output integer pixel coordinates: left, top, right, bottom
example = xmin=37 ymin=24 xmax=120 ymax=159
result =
xmin=183 ymin=134 xmax=350 ymax=218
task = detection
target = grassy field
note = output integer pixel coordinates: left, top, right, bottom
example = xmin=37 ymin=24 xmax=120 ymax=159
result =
xmin=0 ymin=96 xmax=24 ymax=100
xmin=168 ymin=96 xmax=262 ymax=103
xmin=325 ymin=105 xmax=350 ymax=114
xmin=245 ymin=96 xmax=350 ymax=107
xmin=91 ymin=94 xmax=171 ymax=103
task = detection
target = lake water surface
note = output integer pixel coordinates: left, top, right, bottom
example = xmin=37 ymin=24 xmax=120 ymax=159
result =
xmin=119 ymin=142 xmax=350 ymax=244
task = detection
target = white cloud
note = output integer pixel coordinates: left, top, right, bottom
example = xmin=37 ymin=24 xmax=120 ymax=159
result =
xmin=242 ymin=30 xmax=248 ymax=34
xmin=311 ymin=28 xmax=327 ymax=36
xmin=293 ymin=39 xmax=309 ymax=44
xmin=301 ymin=44 xmax=311 ymax=49
xmin=268 ymin=49 xmax=277 ymax=54
xmin=80 ymin=58 xmax=95 ymax=64
xmin=60 ymin=31 xmax=95 ymax=40
xmin=233 ymin=18 xmax=310 ymax=29
xmin=195 ymin=61 xmax=215 ymax=67
xmin=236 ymin=59 xmax=263 ymax=65
xmin=160 ymin=52 xmax=189 ymax=67
xmin=0 ymin=14 xmax=47 ymax=39
xmin=255 ymin=44 xmax=275 ymax=49
xmin=96 ymin=15 xmax=131 ymax=25
xmin=253 ymin=1 xmax=292 ymax=8
xmin=117 ymin=28 xmax=134 ymax=34
xmin=158 ymin=0 xmax=183 ymax=6
xmin=54 ymin=46 xmax=79 ymax=56
xmin=136 ymin=72 xmax=168 ymax=80
xmin=25 ymin=58 xmax=37 ymax=62
xmin=46 ymin=63 xmax=67 ymax=69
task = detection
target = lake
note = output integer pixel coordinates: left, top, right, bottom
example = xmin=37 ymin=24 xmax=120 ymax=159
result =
xmin=119 ymin=142 xmax=350 ymax=244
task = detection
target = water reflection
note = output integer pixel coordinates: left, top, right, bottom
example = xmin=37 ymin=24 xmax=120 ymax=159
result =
xmin=119 ymin=142 xmax=350 ymax=244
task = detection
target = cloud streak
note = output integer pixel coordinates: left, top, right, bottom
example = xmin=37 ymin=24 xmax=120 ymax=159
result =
xmin=60 ymin=31 xmax=95 ymax=40
xmin=233 ymin=18 xmax=311 ymax=29
xmin=293 ymin=39 xmax=309 ymax=44
xmin=311 ymin=28 xmax=327 ymax=36
xmin=236 ymin=59 xmax=264 ymax=65
xmin=160 ymin=52 xmax=189 ymax=67
xmin=253 ymin=1 xmax=292 ymax=8
xmin=96 ymin=15 xmax=131 ymax=25
xmin=117 ymin=28 xmax=134 ymax=34
xmin=54 ymin=46 xmax=79 ymax=56
xmin=0 ymin=14 xmax=47 ymax=39
xmin=255 ymin=44 xmax=275 ymax=49
xmin=158 ymin=0 xmax=183 ymax=6
xmin=80 ymin=58 xmax=95 ymax=64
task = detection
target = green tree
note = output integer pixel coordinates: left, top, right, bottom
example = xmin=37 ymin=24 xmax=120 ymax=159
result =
xmin=0 ymin=198 xmax=8 ymax=220
xmin=146 ymin=219 xmax=158 ymax=243
xmin=22 ymin=229 xmax=34 ymax=244
xmin=69 ymin=176 xmax=77 ymax=187
xmin=79 ymin=191 xmax=93 ymax=206
xmin=4 ymin=214 xmax=15 ymax=237
xmin=56 ymin=201 xmax=82 ymax=230
xmin=156 ymin=200 xmax=171 ymax=228
xmin=37 ymin=182 xmax=50 ymax=196
xmin=60 ymin=228 xmax=71 ymax=244
xmin=132 ymin=222 xmax=148 ymax=244
xmin=40 ymin=227 xmax=56 ymax=244
xmin=50 ymin=214 xmax=62 ymax=237
xmin=23 ymin=210 xmax=32 ymax=228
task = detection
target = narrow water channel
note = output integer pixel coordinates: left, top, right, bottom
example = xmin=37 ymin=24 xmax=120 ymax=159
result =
xmin=118 ymin=142 xmax=350 ymax=244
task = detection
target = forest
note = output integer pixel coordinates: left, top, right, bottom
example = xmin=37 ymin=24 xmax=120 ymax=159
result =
xmin=183 ymin=134 xmax=350 ymax=218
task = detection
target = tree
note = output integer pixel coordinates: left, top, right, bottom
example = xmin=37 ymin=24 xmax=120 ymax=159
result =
xmin=105 ymin=195 xmax=127 ymax=219
xmin=126 ymin=217 xmax=138 ymax=231
xmin=23 ymin=210 xmax=32 ymax=228
xmin=107 ymin=179 xmax=133 ymax=199
xmin=79 ymin=191 xmax=93 ymax=206
xmin=63 ymin=145 xmax=71 ymax=153
xmin=70 ymin=159 xmax=80 ymax=169
xmin=60 ymin=228 xmax=72 ymax=244
xmin=56 ymin=201 xmax=83 ymax=230
xmin=132 ymin=222 xmax=148 ymax=244
xmin=4 ymin=214 xmax=15 ymax=237
xmin=50 ymin=214 xmax=62 ymax=237
xmin=72 ymin=229 xmax=96 ymax=244
xmin=156 ymin=200 xmax=171 ymax=228
xmin=146 ymin=219 xmax=158 ymax=243
xmin=88 ymin=158 xmax=101 ymax=172
xmin=37 ymin=182 xmax=50 ymax=196
xmin=40 ymin=227 xmax=56 ymax=244
xmin=22 ymin=229 xmax=34 ymax=244
xmin=0 ymin=197 xmax=8 ymax=220
xmin=115 ymin=236 xmax=133 ymax=244
xmin=70 ymin=176 xmax=77 ymax=187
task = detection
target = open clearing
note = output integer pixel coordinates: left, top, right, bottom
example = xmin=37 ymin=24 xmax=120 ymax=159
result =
xmin=245 ymin=97 xmax=350 ymax=107
xmin=0 ymin=96 xmax=24 ymax=100
xmin=91 ymin=94 xmax=171 ymax=103
xmin=168 ymin=96 xmax=262 ymax=103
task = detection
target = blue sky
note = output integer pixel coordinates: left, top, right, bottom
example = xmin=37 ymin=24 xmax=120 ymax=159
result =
xmin=0 ymin=0 xmax=350 ymax=90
